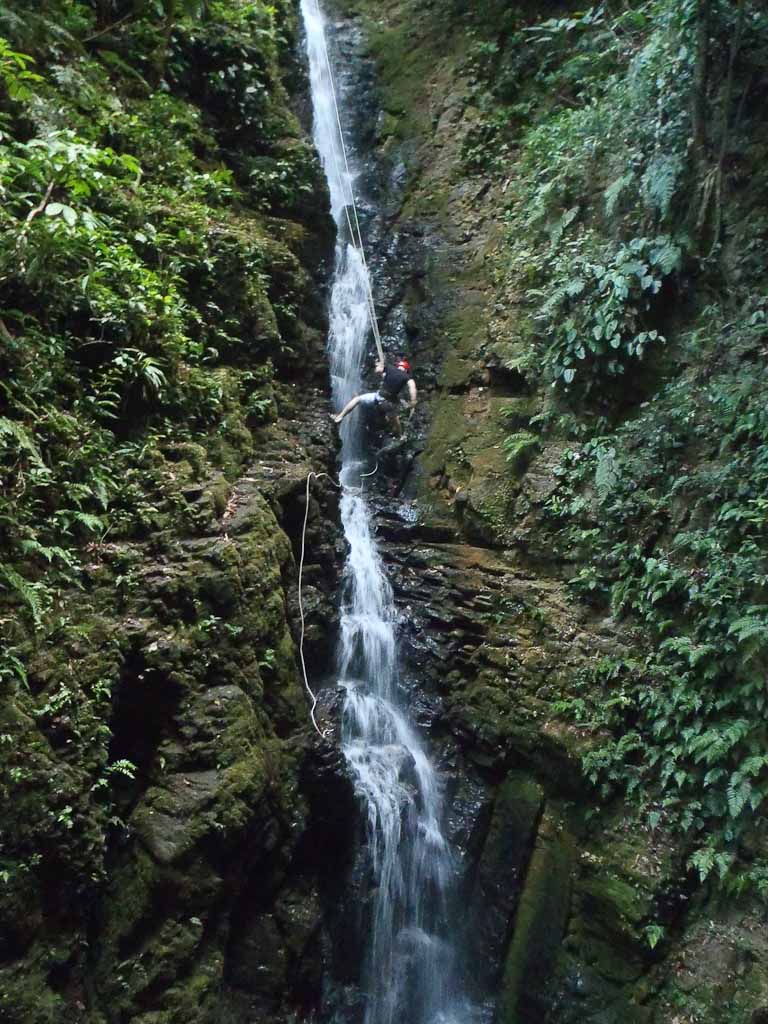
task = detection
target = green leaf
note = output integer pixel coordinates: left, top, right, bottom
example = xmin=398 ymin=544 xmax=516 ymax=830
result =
xmin=726 ymin=778 xmax=751 ymax=818
xmin=0 ymin=417 xmax=44 ymax=466
xmin=688 ymin=847 xmax=715 ymax=882
xmin=0 ymin=568 xmax=45 ymax=628
xmin=644 ymin=924 xmax=664 ymax=950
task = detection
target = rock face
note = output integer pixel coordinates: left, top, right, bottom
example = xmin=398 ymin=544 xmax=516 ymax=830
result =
xmin=0 ymin=383 xmax=353 ymax=1024
xmin=0 ymin=4 xmax=356 ymax=1019
xmin=317 ymin=2 xmax=768 ymax=1022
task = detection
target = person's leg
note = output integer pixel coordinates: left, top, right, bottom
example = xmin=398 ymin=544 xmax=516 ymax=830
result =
xmin=331 ymin=394 xmax=363 ymax=424
xmin=332 ymin=392 xmax=377 ymax=424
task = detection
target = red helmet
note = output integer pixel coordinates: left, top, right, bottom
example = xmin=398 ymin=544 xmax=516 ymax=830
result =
xmin=395 ymin=359 xmax=411 ymax=372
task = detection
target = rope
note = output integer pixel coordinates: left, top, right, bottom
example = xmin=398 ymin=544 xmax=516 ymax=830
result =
xmin=299 ymin=471 xmax=334 ymax=738
xmin=312 ymin=0 xmax=384 ymax=364
xmin=298 ymin=463 xmax=377 ymax=738
xmin=300 ymin=3 xmax=384 ymax=736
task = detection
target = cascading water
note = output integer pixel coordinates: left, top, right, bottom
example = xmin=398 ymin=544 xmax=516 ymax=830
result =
xmin=301 ymin=4 xmax=469 ymax=1024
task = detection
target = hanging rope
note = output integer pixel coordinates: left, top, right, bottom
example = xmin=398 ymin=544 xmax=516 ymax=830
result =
xmin=297 ymin=463 xmax=378 ymax=738
xmin=298 ymin=4 xmax=385 ymax=737
xmin=298 ymin=470 xmax=333 ymax=738
xmin=311 ymin=0 xmax=385 ymax=364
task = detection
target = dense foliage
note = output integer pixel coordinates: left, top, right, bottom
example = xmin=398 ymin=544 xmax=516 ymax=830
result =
xmin=0 ymin=0 xmax=331 ymax=980
xmin=0 ymin=0 xmax=327 ymax=647
xmin=465 ymin=0 xmax=768 ymax=896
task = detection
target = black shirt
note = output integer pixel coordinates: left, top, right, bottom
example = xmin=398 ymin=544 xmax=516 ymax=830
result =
xmin=379 ymin=365 xmax=409 ymax=400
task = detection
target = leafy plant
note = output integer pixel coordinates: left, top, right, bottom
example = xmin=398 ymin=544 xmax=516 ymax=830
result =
xmin=545 ymin=307 xmax=768 ymax=891
xmin=0 ymin=37 xmax=42 ymax=102
xmin=530 ymin=234 xmax=680 ymax=388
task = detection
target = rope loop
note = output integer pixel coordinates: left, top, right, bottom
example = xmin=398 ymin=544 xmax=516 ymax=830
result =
xmin=297 ymin=465 xmax=377 ymax=738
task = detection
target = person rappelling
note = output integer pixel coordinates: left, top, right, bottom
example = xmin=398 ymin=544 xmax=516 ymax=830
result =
xmin=331 ymin=353 xmax=417 ymax=435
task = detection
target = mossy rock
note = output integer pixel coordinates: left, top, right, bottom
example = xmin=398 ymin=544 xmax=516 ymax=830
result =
xmin=499 ymin=398 xmax=536 ymax=430
xmin=496 ymin=807 xmax=576 ymax=1024
xmin=0 ymin=965 xmax=68 ymax=1024
xmin=470 ymin=772 xmax=544 ymax=971
xmin=578 ymin=876 xmax=651 ymax=935
xmin=502 ymin=432 xmax=540 ymax=477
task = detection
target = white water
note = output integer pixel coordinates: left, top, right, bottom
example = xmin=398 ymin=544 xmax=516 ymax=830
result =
xmin=301 ymin=4 xmax=468 ymax=1024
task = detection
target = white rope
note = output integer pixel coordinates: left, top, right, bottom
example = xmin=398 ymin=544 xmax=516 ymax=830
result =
xmin=298 ymin=464 xmax=377 ymax=738
xmin=299 ymin=471 xmax=333 ymax=738
xmin=312 ymin=0 xmax=384 ymax=364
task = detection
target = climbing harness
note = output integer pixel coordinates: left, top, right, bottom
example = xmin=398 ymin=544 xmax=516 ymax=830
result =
xmin=297 ymin=463 xmax=378 ymax=738
xmin=311 ymin=0 xmax=384 ymax=364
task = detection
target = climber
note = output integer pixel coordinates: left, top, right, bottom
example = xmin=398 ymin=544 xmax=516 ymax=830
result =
xmin=331 ymin=354 xmax=417 ymax=434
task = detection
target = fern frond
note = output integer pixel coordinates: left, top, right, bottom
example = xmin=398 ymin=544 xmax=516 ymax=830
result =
xmin=726 ymin=777 xmax=751 ymax=818
xmin=19 ymin=539 xmax=76 ymax=567
xmin=0 ymin=567 xmax=45 ymax=627
xmin=728 ymin=615 xmax=766 ymax=645
xmin=642 ymin=154 xmax=683 ymax=220
xmin=595 ymin=446 xmax=619 ymax=502
xmin=604 ymin=172 xmax=634 ymax=217
xmin=688 ymin=847 xmax=716 ymax=881
xmin=71 ymin=512 xmax=104 ymax=533
xmin=650 ymin=239 xmax=682 ymax=274
xmin=0 ymin=416 xmax=44 ymax=467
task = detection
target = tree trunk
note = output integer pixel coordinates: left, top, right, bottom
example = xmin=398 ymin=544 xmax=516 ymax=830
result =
xmin=691 ymin=0 xmax=710 ymax=170
xmin=709 ymin=0 xmax=747 ymax=253
xmin=151 ymin=0 xmax=177 ymax=87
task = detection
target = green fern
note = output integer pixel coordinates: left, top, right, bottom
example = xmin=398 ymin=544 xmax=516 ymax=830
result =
xmin=728 ymin=615 xmax=766 ymax=645
xmin=0 ymin=416 xmax=43 ymax=467
xmin=688 ymin=847 xmax=716 ymax=882
xmin=0 ymin=567 xmax=45 ymax=627
xmin=604 ymin=171 xmax=634 ymax=217
xmin=649 ymin=239 xmax=682 ymax=274
xmin=726 ymin=777 xmax=751 ymax=818
xmin=0 ymin=649 xmax=28 ymax=688
xmin=70 ymin=511 xmax=104 ymax=533
xmin=642 ymin=153 xmax=683 ymax=219
xmin=18 ymin=538 xmax=76 ymax=567
xmin=595 ymin=446 xmax=619 ymax=502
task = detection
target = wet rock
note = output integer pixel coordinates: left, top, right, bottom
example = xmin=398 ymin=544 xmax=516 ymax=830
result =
xmin=496 ymin=807 xmax=576 ymax=1024
xmin=133 ymin=770 xmax=222 ymax=864
xmin=468 ymin=773 xmax=545 ymax=986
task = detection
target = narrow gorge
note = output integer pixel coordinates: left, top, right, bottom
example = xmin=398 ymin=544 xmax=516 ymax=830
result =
xmin=1 ymin=1 xmax=767 ymax=1023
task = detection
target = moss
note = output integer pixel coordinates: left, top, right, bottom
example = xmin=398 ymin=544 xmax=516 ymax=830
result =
xmin=216 ymin=750 xmax=271 ymax=833
xmin=0 ymin=966 xmax=68 ymax=1024
xmin=0 ymin=0 xmax=339 ymax=1016
xmin=498 ymin=397 xmax=536 ymax=430
xmin=579 ymin=876 xmax=650 ymax=933
xmin=651 ymin=903 xmax=768 ymax=1024
xmin=502 ymin=432 xmax=539 ymax=477
xmin=497 ymin=808 xmax=576 ymax=1024
xmin=99 ymin=845 xmax=160 ymax=950
xmin=164 ymin=443 xmax=208 ymax=479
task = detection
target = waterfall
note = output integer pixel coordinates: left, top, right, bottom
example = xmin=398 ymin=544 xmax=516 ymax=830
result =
xmin=301 ymin=5 xmax=469 ymax=1024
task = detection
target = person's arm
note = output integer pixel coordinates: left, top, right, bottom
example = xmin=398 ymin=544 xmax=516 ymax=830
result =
xmin=407 ymin=378 xmax=417 ymax=416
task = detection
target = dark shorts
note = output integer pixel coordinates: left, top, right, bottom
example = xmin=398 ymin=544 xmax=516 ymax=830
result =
xmin=359 ymin=392 xmax=396 ymax=415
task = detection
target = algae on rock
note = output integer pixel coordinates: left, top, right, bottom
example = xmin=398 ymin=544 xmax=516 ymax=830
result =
xmin=0 ymin=2 xmax=349 ymax=1021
